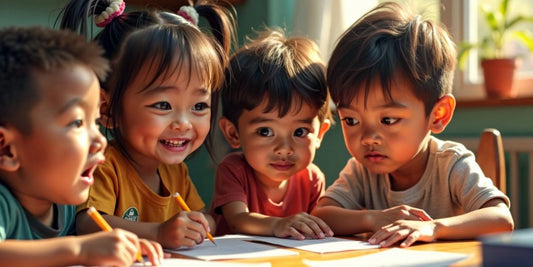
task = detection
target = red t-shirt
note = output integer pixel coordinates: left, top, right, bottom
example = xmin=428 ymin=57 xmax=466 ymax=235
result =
xmin=210 ymin=152 xmax=325 ymax=236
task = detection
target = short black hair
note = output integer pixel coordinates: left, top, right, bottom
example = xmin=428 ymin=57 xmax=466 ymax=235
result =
xmin=328 ymin=2 xmax=456 ymax=115
xmin=221 ymin=29 xmax=331 ymax=128
xmin=0 ymin=26 xmax=108 ymax=134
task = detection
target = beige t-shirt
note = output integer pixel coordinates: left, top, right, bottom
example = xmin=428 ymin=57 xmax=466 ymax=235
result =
xmin=323 ymin=136 xmax=510 ymax=219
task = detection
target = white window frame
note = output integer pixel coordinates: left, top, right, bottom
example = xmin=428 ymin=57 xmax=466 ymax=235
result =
xmin=440 ymin=0 xmax=533 ymax=100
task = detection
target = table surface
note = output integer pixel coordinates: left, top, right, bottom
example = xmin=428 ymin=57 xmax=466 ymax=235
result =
xmin=171 ymin=237 xmax=481 ymax=267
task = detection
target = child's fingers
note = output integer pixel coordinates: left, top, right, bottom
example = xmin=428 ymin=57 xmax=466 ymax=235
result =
xmin=409 ymin=209 xmax=432 ymax=221
xmin=368 ymin=225 xmax=395 ymax=245
xmin=297 ymin=215 xmax=333 ymax=238
xmin=309 ymin=215 xmax=334 ymax=237
xmin=186 ymin=211 xmax=210 ymax=233
xmin=116 ymin=230 xmax=142 ymax=264
xmin=286 ymin=226 xmax=306 ymax=240
xmin=400 ymin=231 xmax=420 ymax=248
xmin=380 ymin=228 xmax=415 ymax=248
xmin=183 ymin=227 xmax=206 ymax=245
xmin=139 ymin=239 xmax=163 ymax=266
xmin=299 ymin=218 xmax=327 ymax=239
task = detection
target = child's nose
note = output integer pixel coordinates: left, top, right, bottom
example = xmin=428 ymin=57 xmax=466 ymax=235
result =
xmin=361 ymin=127 xmax=382 ymax=146
xmin=274 ymin=137 xmax=294 ymax=155
xmin=170 ymin=114 xmax=192 ymax=131
xmin=90 ymin=130 xmax=107 ymax=154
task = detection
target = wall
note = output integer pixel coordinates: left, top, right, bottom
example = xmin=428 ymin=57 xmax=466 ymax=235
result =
xmin=0 ymin=0 xmax=65 ymax=27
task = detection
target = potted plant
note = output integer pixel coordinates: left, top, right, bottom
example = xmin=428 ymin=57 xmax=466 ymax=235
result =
xmin=458 ymin=0 xmax=533 ymax=98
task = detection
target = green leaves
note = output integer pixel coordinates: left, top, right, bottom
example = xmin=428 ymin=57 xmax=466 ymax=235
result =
xmin=458 ymin=0 xmax=533 ymax=69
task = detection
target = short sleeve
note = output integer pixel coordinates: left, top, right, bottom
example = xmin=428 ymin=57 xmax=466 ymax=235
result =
xmin=211 ymin=154 xmax=250 ymax=214
xmin=0 ymin=188 xmax=12 ymax=240
xmin=323 ymin=158 xmax=365 ymax=210
xmin=0 ymin=185 xmax=26 ymax=240
xmin=448 ymin=153 xmax=510 ymax=212
xmin=307 ymin=164 xmax=326 ymax=211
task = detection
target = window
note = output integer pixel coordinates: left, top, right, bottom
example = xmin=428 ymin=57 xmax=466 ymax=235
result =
xmin=292 ymin=0 xmax=532 ymax=99
xmin=440 ymin=0 xmax=533 ymax=99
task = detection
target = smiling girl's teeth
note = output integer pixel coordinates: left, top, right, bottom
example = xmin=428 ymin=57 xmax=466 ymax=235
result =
xmin=162 ymin=139 xmax=186 ymax=146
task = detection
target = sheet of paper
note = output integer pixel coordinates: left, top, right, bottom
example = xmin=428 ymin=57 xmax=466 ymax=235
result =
xmin=133 ymin=258 xmax=270 ymax=267
xmin=165 ymin=235 xmax=298 ymax=261
xmin=250 ymin=235 xmax=380 ymax=253
xmin=302 ymin=248 xmax=470 ymax=267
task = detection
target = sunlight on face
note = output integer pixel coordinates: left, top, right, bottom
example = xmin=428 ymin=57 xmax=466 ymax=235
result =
xmin=120 ymin=63 xmax=211 ymax=172
xmin=337 ymin=76 xmax=432 ymax=176
xmin=14 ymin=65 xmax=106 ymax=205
xmin=236 ymin=99 xmax=324 ymax=187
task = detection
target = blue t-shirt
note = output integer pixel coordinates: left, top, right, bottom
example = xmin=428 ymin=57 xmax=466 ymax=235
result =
xmin=0 ymin=183 xmax=76 ymax=240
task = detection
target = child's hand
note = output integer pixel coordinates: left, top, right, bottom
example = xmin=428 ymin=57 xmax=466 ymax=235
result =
xmin=273 ymin=212 xmax=334 ymax=240
xmin=368 ymin=219 xmax=437 ymax=248
xmin=139 ymin=238 xmax=165 ymax=266
xmin=79 ymin=229 xmax=160 ymax=266
xmin=370 ymin=205 xmax=432 ymax=230
xmin=158 ymin=211 xmax=210 ymax=248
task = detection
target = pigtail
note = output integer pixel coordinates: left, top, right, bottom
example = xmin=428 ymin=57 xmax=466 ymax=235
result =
xmin=170 ymin=1 xmax=235 ymax=162
xmin=57 ymin=0 xmax=109 ymax=38
xmin=193 ymin=2 xmax=236 ymax=163
xmin=58 ymin=0 xmax=160 ymax=61
xmin=195 ymin=1 xmax=237 ymax=55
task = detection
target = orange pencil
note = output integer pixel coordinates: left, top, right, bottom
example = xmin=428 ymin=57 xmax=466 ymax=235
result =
xmin=173 ymin=192 xmax=216 ymax=245
xmin=87 ymin=206 xmax=144 ymax=262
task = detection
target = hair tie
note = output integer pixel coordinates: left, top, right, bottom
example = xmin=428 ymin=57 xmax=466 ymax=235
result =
xmin=177 ymin=6 xmax=199 ymax=26
xmin=95 ymin=0 xmax=126 ymax=27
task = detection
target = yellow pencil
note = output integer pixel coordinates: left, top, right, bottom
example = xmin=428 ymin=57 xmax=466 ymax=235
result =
xmin=86 ymin=207 xmax=144 ymax=263
xmin=173 ymin=192 xmax=216 ymax=245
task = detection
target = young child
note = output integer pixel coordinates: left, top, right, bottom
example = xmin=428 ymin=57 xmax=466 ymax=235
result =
xmin=0 ymin=26 xmax=163 ymax=266
xmin=59 ymin=0 xmax=235 ymax=248
xmin=311 ymin=2 xmax=514 ymax=248
xmin=210 ymin=29 xmax=334 ymax=239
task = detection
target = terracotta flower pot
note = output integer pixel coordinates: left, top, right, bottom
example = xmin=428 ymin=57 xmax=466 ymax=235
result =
xmin=481 ymin=58 xmax=519 ymax=99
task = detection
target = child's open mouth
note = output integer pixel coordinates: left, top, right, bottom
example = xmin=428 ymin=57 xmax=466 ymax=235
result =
xmin=160 ymin=139 xmax=188 ymax=147
xmin=80 ymin=167 xmax=94 ymax=185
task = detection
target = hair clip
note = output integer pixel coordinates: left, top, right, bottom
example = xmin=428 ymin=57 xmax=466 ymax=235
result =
xmin=95 ymin=0 xmax=126 ymax=27
xmin=177 ymin=6 xmax=199 ymax=26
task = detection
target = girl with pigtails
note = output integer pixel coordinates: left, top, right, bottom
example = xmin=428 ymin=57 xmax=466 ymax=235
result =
xmin=58 ymin=0 xmax=236 ymax=249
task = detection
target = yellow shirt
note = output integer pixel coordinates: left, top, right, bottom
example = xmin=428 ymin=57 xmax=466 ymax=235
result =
xmin=78 ymin=143 xmax=205 ymax=222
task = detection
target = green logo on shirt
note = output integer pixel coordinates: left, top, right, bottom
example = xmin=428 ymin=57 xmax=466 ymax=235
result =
xmin=122 ymin=207 xmax=139 ymax=221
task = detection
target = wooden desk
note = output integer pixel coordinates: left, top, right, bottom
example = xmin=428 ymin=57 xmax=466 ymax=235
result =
xmin=172 ymin=237 xmax=481 ymax=267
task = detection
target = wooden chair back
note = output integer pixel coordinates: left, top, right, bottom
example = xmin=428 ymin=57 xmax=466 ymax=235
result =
xmin=476 ymin=128 xmax=506 ymax=194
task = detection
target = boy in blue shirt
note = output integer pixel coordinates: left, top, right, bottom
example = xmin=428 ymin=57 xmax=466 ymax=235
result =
xmin=0 ymin=26 xmax=162 ymax=266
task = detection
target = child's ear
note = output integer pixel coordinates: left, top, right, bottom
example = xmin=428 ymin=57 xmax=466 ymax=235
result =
xmin=315 ymin=119 xmax=331 ymax=149
xmin=0 ymin=126 xmax=20 ymax=172
xmin=218 ymin=117 xmax=241 ymax=149
xmin=99 ymin=89 xmax=113 ymax=129
xmin=429 ymin=94 xmax=456 ymax=134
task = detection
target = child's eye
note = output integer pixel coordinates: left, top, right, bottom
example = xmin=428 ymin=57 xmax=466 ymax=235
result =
xmin=192 ymin=102 xmax=210 ymax=112
xmin=342 ymin=117 xmax=359 ymax=126
xmin=257 ymin=127 xmax=274 ymax=137
xmin=152 ymin=102 xmax=171 ymax=110
xmin=381 ymin=117 xmax=400 ymax=125
xmin=294 ymin=128 xmax=310 ymax=137
xmin=69 ymin=119 xmax=83 ymax=128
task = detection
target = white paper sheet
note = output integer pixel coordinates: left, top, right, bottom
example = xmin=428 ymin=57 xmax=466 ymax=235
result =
xmin=302 ymin=248 xmax=470 ymax=267
xmin=250 ymin=235 xmax=380 ymax=253
xmin=133 ymin=258 xmax=270 ymax=267
xmin=165 ymin=235 xmax=298 ymax=261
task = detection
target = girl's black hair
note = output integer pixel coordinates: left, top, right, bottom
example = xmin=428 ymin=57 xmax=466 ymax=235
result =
xmin=57 ymin=0 xmax=236 ymax=161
